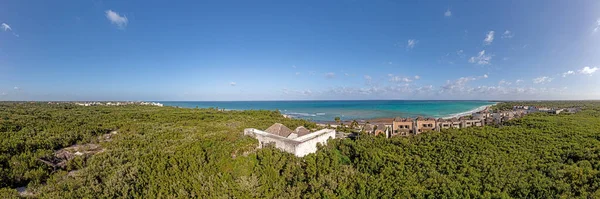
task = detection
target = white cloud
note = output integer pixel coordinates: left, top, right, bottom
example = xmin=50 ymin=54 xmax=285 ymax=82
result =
xmin=501 ymin=30 xmax=514 ymax=39
xmin=13 ymin=86 xmax=19 ymax=90
xmin=456 ymin=50 xmax=464 ymax=58
xmin=407 ymin=39 xmax=418 ymax=49
xmin=533 ymin=76 xmax=553 ymax=84
xmin=483 ymin=74 xmax=488 ymax=78
xmin=229 ymin=82 xmax=236 ymax=86
xmin=468 ymin=50 xmax=492 ymax=65
xmin=389 ymin=75 xmax=412 ymax=83
xmin=594 ymin=19 xmax=600 ymax=33
xmin=484 ymin=31 xmax=495 ymax=45
xmin=364 ymin=75 xmax=372 ymax=85
xmin=414 ymin=75 xmax=420 ymax=80
xmin=325 ymin=72 xmax=335 ymax=78
xmin=444 ymin=9 xmax=452 ymax=17
xmin=579 ymin=66 xmax=598 ymax=75
xmin=302 ymin=89 xmax=312 ymax=96
xmin=0 ymin=92 xmax=6 ymax=96
xmin=515 ymin=79 xmax=523 ymax=84
xmin=499 ymin=80 xmax=512 ymax=86
xmin=440 ymin=77 xmax=475 ymax=94
xmin=1 ymin=23 xmax=12 ymax=31
xmin=105 ymin=10 xmax=128 ymax=28
xmin=562 ymin=70 xmax=574 ymax=77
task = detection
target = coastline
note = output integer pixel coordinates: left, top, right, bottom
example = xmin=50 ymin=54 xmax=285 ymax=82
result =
xmin=441 ymin=103 xmax=497 ymax=119
xmin=314 ymin=102 xmax=498 ymax=124
xmin=160 ymin=101 xmax=498 ymax=123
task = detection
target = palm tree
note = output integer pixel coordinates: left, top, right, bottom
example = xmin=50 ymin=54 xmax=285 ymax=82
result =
xmin=351 ymin=120 xmax=358 ymax=129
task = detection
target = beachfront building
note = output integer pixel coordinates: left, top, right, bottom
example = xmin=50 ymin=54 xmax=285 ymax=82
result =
xmin=244 ymin=123 xmax=336 ymax=157
xmin=373 ymin=124 xmax=390 ymax=138
xmin=436 ymin=119 xmax=453 ymax=131
xmin=449 ymin=118 xmax=461 ymax=128
xmin=392 ymin=117 xmax=414 ymax=136
xmin=416 ymin=117 xmax=436 ymax=134
xmin=362 ymin=124 xmax=374 ymax=133
xmin=472 ymin=113 xmax=487 ymax=120
xmin=461 ymin=118 xmax=483 ymax=128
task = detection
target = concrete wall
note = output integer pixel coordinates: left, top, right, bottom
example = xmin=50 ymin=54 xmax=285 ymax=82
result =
xmin=244 ymin=128 xmax=335 ymax=157
xmin=294 ymin=129 xmax=336 ymax=157
xmin=244 ymin=128 xmax=299 ymax=154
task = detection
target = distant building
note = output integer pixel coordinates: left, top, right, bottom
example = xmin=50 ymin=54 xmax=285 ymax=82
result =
xmin=461 ymin=119 xmax=482 ymax=128
xmin=416 ymin=117 xmax=436 ymax=134
xmin=244 ymin=123 xmax=336 ymax=157
xmin=392 ymin=117 xmax=414 ymax=136
xmin=436 ymin=119 xmax=451 ymax=130
xmin=373 ymin=124 xmax=389 ymax=138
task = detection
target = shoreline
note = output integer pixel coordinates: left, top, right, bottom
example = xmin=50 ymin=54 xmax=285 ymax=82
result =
xmin=441 ymin=103 xmax=497 ymax=119
xmin=314 ymin=103 xmax=498 ymax=124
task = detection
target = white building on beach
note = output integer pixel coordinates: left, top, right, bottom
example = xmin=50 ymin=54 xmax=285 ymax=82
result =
xmin=244 ymin=123 xmax=336 ymax=157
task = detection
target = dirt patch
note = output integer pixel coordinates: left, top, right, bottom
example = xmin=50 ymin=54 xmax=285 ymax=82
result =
xmin=38 ymin=131 xmax=117 ymax=169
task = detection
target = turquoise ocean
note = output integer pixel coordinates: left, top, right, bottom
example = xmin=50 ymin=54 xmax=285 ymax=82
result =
xmin=159 ymin=100 xmax=496 ymax=122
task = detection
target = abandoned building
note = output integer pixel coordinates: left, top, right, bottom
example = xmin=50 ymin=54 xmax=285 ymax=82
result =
xmin=244 ymin=123 xmax=336 ymax=157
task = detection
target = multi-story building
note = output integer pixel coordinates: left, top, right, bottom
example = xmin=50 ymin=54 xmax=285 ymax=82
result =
xmin=416 ymin=117 xmax=436 ymax=134
xmin=392 ymin=117 xmax=414 ymax=136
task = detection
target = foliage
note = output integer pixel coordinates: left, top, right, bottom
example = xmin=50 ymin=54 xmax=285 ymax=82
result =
xmin=490 ymin=101 xmax=597 ymax=111
xmin=1 ymin=101 xmax=600 ymax=198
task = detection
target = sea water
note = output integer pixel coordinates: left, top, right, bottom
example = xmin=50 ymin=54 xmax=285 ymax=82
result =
xmin=159 ymin=100 xmax=496 ymax=121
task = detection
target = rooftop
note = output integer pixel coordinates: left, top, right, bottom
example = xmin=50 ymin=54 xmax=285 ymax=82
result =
xmin=264 ymin=123 xmax=294 ymax=137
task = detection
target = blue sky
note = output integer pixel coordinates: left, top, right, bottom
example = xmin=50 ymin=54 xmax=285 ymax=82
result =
xmin=1 ymin=0 xmax=600 ymax=101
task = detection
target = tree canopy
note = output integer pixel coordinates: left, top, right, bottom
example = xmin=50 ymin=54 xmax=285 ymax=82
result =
xmin=1 ymin=101 xmax=600 ymax=198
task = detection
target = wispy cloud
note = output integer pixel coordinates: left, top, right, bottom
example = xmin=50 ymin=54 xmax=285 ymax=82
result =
xmin=440 ymin=75 xmax=487 ymax=94
xmin=515 ymin=79 xmax=524 ymax=84
xmin=302 ymin=89 xmax=312 ymax=96
xmin=407 ymin=39 xmax=418 ymax=49
xmin=1 ymin=23 xmax=12 ymax=31
xmin=579 ymin=66 xmax=598 ymax=75
xmin=468 ymin=50 xmax=492 ymax=65
xmin=325 ymin=72 xmax=335 ymax=79
xmin=364 ymin=75 xmax=372 ymax=85
xmin=414 ymin=75 xmax=420 ymax=80
xmin=456 ymin=50 xmax=465 ymax=58
xmin=105 ymin=10 xmax=128 ymax=29
xmin=13 ymin=86 xmax=19 ymax=90
xmin=444 ymin=9 xmax=452 ymax=17
xmin=484 ymin=31 xmax=495 ymax=45
xmin=230 ymin=82 xmax=236 ymax=86
xmin=389 ymin=75 xmax=412 ymax=83
xmin=562 ymin=70 xmax=574 ymax=77
xmin=594 ymin=18 xmax=600 ymax=33
xmin=499 ymin=80 xmax=511 ymax=86
xmin=1 ymin=23 xmax=19 ymax=37
xmin=501 ymin=30 xmax=514 ymax=39
xmin=533 ymin=76 xmax=553 ymax=84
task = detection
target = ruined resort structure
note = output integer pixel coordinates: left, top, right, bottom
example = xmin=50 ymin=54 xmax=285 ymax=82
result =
xmin=244 ymin=123 xmax=336 ymax=157
xmin=245 ymin=105 xmax=580 ymax=156
xmin=360 ymin=105 xmax=580 ymax=138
